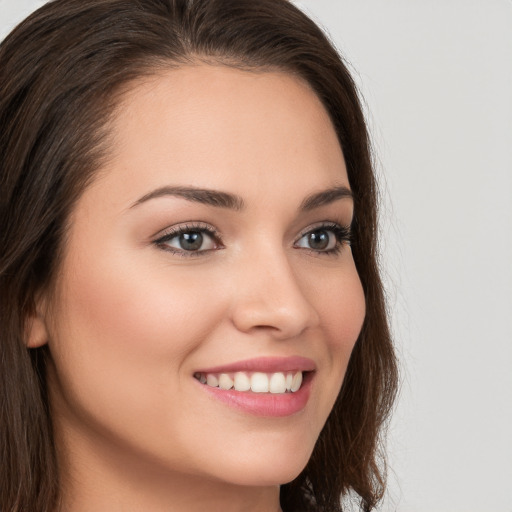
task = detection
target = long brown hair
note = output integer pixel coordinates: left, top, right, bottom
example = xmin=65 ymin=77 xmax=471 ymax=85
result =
xmin=0 ymin=1 xmax=398 ymax=510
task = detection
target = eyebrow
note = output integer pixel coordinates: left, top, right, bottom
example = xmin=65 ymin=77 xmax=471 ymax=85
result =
xmin=130 ymin=186 xmax=245 ymax=211
xmin=299 ymin=185 xmax=353 ymax=211
xmin=130 ymin=184 xmax=353 ymax=211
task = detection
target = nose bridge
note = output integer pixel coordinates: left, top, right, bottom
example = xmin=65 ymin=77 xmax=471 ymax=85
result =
xmin=230 ymin=240 xmax=319 ymax=338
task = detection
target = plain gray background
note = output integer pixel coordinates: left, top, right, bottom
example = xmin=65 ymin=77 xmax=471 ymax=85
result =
xmin=1 ymin=1 xmax=511 ymax=511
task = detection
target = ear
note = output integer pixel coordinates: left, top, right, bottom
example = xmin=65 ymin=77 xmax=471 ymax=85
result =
xmin=25 ymin=295 xmax=49 ymax=348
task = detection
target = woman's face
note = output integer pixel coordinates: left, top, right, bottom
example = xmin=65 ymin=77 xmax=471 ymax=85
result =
xmin=40 ymin=65 xmax=365 ymax=490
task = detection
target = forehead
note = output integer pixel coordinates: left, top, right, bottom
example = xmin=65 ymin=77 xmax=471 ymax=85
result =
xmin=93 ymin=64 xmax=348 ymax=206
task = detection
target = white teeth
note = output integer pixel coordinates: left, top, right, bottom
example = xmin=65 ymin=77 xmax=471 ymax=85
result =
xmin=285 ymin=373 xmax=293 ymax=391
xmin=200 ymin=370 xmax=305 ymax=393
xmin=234 ymin=372 xmax=251 ymax=392
xmin=218 ymin=373 xmax=234 ymax=390
xmin=290 ymin=371 xmax=302 ymax=392
xmin=251 ymin=372 xmax=269 ymax=393
xmin=269 ymin=372 xmax=286 ymax=394
xmin=206 ymin=374 xmax=219 ymax=387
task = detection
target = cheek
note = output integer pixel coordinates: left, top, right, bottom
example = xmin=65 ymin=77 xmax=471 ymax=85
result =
xmin=325 ymin=280 xmax=365 ymax=351
xmin=55 ymin=250 xmax=223 ymax=360
xmin=299 ymin=257 xmax=366 ymax=418
xmin=308 ymin=259 xmax=366 ymax=354
xmin=46 ymin=245 xmax=228 ymax=433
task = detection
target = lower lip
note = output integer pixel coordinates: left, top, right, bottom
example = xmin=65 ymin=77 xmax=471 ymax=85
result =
xmin=196 ymin=373 xmax=313 ymax=417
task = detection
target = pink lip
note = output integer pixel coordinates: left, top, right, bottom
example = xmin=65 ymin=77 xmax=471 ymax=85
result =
xmin=196 ymin=373 xmax=314 ymax=417
xmin=194 ymin=356 xmax=316 ymax=417
xmin=194 ymin=356 xmax=316 ymax=374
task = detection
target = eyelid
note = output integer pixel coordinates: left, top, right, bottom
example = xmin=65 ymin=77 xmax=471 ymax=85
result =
xmin=295 ymin=221 xmax=351 ymax=241
xmin=152 ymin=221 xmax=223 ymax=255
xmin=294 ymin=221 xmax=352 ymax=255
xmin=152 ymin=221 xmax=219 ymax=241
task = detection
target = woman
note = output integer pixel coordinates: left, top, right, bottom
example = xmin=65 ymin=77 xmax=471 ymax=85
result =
xmin=0 ymin=1 xmax=398 ymax=511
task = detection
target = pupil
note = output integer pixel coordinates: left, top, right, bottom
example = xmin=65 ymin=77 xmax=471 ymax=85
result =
xmin=179 ymin=231 xmax=203 ymax=250
xmin=309 ymin=230 xmax=329 ymax=250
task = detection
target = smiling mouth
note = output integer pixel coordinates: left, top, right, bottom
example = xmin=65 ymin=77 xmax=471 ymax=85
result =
xmin=193 ymin=370 xmax=306 ymax=394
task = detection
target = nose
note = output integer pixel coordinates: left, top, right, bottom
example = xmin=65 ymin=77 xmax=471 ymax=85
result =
xmin=229 ymin=249 xmax=320 ymax=340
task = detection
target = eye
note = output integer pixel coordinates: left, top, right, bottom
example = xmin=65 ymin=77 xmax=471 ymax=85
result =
xmin=153 ymin=223 xmax=221 ymax=255
xmin=295 ymin=223 xmax=351 ymax=255
xmin=296 ymin=229 xmax=335 ymax=251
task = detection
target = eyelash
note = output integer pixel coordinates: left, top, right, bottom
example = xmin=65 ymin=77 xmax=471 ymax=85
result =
xmin=153 ymin=221 xmax=352 ymax=258
xmin=153 ymin=222 xmax=221 ymax=257
xmin=296 ymin=222 xmax=352 ymax=257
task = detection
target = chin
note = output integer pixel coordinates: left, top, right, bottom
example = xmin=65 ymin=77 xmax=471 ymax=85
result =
xmin=216 ymin=463 xmax=307 ymax=488
xmin=200 ymin=437 xmax=315 ymax=487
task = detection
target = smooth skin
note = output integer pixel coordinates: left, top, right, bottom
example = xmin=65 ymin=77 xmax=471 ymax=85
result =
xmin=28 ymin=65 xmax=366 ymax=512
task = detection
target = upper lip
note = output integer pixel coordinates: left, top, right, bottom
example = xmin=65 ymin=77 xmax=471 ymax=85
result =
xmin=194 ymin=356 xmax=316 ymax=374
